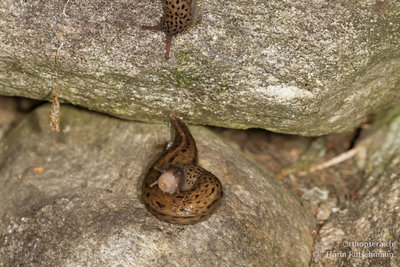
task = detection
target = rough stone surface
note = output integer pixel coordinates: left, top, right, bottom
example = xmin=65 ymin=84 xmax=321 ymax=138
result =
xmin=1 ymin=0 xmax=399 ymax=135
xmin=0 ymin=105 xmax=315 ymax=266
xmin=311 ymin=109 xmax=400 ymax=266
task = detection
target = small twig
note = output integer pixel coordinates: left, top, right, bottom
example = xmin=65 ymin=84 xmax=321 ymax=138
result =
xmin=62 ymin=0 xmax=70 ymax=17
xmin=55 ymin=26 xmax=64 ymax=69
xmin=298 ymin=147 xmax=361 ymax=176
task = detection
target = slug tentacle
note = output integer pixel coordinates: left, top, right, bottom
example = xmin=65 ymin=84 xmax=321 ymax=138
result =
xmin=142 ymin=115 xmax=223 ymax=224
xmin=142 ymin=25 xmax=161 ymax=31
xmin=142 ymin=0 xmax=196 ymax=59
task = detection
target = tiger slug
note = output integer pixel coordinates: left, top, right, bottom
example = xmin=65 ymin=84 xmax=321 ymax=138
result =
xmin=142 ymin=115 xmax=223 ymax=224
xmin=142 ymin=0 xmax=197 ymax=59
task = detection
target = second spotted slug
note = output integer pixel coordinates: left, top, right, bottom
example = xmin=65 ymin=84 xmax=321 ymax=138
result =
xmin=142 ymin=0 xmax=197 ymax=59
xmin=142 ymin=115 xmax=223 ymax=224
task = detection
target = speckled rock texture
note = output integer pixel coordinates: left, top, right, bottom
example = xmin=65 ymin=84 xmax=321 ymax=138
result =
xmin=1 ymin=0 xmax=399 ymax=136
xmin=311 ymin=109 xmax=400 ymax=266
xmin=0 ymin=105 xmax=315 ymax=266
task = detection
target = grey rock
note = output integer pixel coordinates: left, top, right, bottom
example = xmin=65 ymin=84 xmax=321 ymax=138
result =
xmin=311 ymin=109 xmax=400 ymax=266
xmin=0 ymin=105 xmax=315 ymax=266
xmin=1 ymin=0 xmax=399 ymax=135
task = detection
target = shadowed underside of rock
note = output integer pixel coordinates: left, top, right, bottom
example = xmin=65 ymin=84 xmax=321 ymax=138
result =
xmin=0 ymin=0 xmax=399 ymax=135
xmin=0 ymin=105 xmax=315 ymax=266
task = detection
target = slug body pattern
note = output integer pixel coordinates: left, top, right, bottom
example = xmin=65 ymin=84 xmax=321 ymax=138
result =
xmin=142 ymin=0 xmax=197 ymax=59
xmin=142 ymin=115 xmax=223 ymax=224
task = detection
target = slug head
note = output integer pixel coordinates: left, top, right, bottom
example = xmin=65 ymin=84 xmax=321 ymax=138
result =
xmin=151 ymin=166 xmax=185 ymax=194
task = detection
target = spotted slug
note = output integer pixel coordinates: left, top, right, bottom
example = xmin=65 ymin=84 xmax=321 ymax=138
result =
xmin=142 ymin=0 xmax=197 ymax=59
xmin=142 ymin=115 xmax=223 ymax=224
